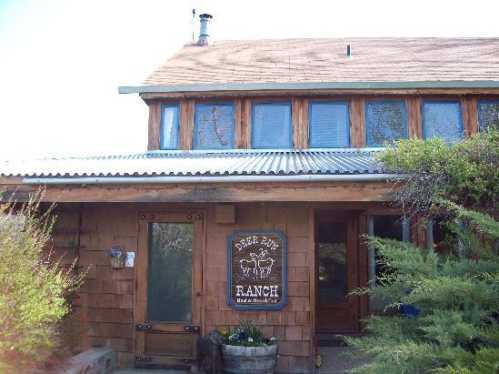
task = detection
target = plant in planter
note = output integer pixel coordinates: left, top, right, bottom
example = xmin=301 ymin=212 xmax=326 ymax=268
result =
xmin=220 ymin=320 xmax=278 ymax=374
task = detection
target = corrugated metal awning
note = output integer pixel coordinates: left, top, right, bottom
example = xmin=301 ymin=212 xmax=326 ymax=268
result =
xmin=0 ymin=149 xmax=387 ymax=179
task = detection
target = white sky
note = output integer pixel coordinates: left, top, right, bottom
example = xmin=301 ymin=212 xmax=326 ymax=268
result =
xmin=0 ymin=0 xmax=498 ymax=160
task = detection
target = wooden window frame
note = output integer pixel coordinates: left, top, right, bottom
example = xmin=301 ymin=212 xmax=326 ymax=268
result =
xmin=308 ymin=100 xmax=351 ymax=148
xmin=192 ymin=101 xmax=236 ymax=150
xmin=421 ymin=99 xmax=464 ymax=142
xmin=364 ymin=99 xmax=409 ymax=147
xmin=477 ymin=98 xmax=499 ymax=133
xmin=159 ymin=103 xmax=180 ymax=150
xmin=251 ymin=100 xmax=293 ymax=149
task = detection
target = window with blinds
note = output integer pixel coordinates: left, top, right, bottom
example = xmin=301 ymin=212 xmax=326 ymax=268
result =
xmin=309 ymin=102 xmax=350 ymax=148
xmin=160 ymin=104 xmax=180 ymax=150
xmin=478 ymin=100 xmax=499 ymax=132
xmin=193 ymin=103 xmax=235 ymax=149
xmin=422 ymin=101 xmax=463 ymax=143
xmin=365 ymin=100 xmax=408 ymax=147
xmin=251 ymin=102 xmax=292 ymax=149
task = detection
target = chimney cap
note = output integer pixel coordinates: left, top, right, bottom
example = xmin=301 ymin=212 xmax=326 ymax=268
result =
xmin=199 ymin=13 xmax=213 ymax=19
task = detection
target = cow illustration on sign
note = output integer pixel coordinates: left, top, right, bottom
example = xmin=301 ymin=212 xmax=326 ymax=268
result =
xmin=240 ymin=248 xmax=274 ymax=280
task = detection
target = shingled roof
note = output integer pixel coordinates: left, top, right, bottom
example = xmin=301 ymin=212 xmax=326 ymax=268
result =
xmin=139 ymin=38 xmax=499 ymax=88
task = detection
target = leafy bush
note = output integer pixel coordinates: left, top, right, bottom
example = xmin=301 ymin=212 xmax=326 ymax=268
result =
xmin=348 ymin=130 xmax=499 ymax=373
xmin=380 ymin=130 xmax=498 ymax=215
xmin=0 ymin=198 xmax=84 ymax=371
xmin=220 ymin=320 xmax=276 ymax=347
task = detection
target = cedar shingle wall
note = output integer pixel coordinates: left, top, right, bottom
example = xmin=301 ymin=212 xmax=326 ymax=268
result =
xmin=204 ymin=204 xmax=314 ymax=373
xmin=66 ymin=203 xmax=314 ymax=372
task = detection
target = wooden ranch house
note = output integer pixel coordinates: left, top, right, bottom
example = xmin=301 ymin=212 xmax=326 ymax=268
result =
xmin=1 ymin=15 xmax=499 ymax=372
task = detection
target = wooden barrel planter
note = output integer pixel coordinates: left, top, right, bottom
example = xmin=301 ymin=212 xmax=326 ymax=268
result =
xmin=222 ymin=344 xmax=278 ymax=374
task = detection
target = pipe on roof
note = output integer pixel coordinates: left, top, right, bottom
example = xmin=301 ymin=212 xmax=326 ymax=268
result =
xmin=22 ymin=173 xmax=403 ymax=185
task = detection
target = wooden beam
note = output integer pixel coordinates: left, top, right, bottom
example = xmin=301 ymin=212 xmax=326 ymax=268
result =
xmin=241 ymin=98 xmax=252 ymax=148
xmin=147 ymin=102 xmax=161 ymax=150
xmin=1 ymin=182 xmax=395 ymax=203
xmin=234 ymin=99 xmax=243 ymax=148
xmin=406 ymin=96 xmax=422 ymax=139
xmin=140 ymin=89 xmax=499 ymax=100
xmin=350 ymin=98 xmax=365 ymax=147
xmin=180 ymin=99 xmax=194 ymax=150
xmin=462 ymin=96 xmax=479 ymax=137
xmin=292 ymin=98 xmax=308 ymax=149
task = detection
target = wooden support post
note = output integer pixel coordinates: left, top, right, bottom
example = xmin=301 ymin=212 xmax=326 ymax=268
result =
xmin=147 ymin=102 xmax=161 ymax=150
xmin=406 ymin=96 xmax=422 ymax=139
xmin=292 ymin=98 xmax=309 ymax=149
xmin=180 ymin=99 xmax=194 ymax=150
xmin=241 ymin=98 xmax=252 ymax=148
xmin=234 ymin=99 xmax=243 ymax=148
xmin=462 ymin=97 xmax=478 ymax=137
xmin=350 ymin=98 xmax=365 ymax=147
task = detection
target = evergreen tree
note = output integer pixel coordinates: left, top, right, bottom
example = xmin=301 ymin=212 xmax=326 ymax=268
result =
xmin=348 ymin=131 xmax=499 ymax=373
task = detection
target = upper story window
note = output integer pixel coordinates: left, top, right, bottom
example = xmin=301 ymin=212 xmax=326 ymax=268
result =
xmin=252 ymin=102 xmax=292 ymax=149
xmin=193 ymin=103 xmax=235 ymax=149
xmin=422 ymin=101 xmax=463 ymax=143
xmin=309 ymin=101 xmax=350 ymax=148
xmin=160 ymin=104 xmax=180 ymax=149
xmin=478 ymin=100 xmax=499 ymax=132
xmin=365 ymin=100 xmax=408 ymax=147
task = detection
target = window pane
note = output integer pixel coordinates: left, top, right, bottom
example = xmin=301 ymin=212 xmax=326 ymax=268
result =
xmin=160 ymin=105 xmax=179 ymax=149
xmin=252 ymin=102 xmax=291 ymax=148
xmin=366 ymin=101 xmax=408 ymax=147
xmin=148 ymin=223 xmax=193 ymax=322
xmin=193 ymin=103 xmax=235 ymax=149
xmin=373 ymin=215 xmax=405 ymax=241
xmin=309 ymin=102 xmax=350 ymax=148
xmin=422 ymin=101 xmax=463 ymax=143
xmin=317 ymin=221 xmax=347 ymax=304
xmin=478 ymin=101 xmax=499 ymax=132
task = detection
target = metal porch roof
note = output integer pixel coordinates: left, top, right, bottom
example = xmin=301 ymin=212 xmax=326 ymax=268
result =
xmin=0 ymin=149 xmax=386 ymax=179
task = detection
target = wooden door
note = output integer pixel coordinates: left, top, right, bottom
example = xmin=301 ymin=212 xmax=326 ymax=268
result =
xmin=135 ymin=212 xmax=203 ymax=369
xmin=316 ymin=211 xmax=360 ymax=333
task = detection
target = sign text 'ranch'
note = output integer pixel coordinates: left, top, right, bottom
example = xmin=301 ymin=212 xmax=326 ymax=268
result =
xmin=227 ymin=231 xmax=287 ymax=310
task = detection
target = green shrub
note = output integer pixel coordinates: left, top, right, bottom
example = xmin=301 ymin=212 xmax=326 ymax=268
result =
xmin=348 ymin=131 xmax=499 ymax=373
xmin=0 ymin=198 xmax=83 ymax=371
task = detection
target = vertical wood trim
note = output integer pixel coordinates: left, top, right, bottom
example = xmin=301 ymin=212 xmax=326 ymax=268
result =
xmin=302 ymin=98 xmax=309 ymax=149
xmin=350 ymin=98 xmax=365 ymax=147
xmin=407 ymin=97 xmax=422 ymax=139
xmin=180 ymin=100 xmax=194 ymax=150
xmin=462 ymin=97 xmax=478 ymax=137
xmin=234 ymin=99 xmax=243 ymax=148
xmin=135 ymin=219 xmax=149 ymax=354
xmin=307 ymin=207 xmax=316 ymax=357
xmin=292 ymin=98 xmax=302 ymax=149
xmin=147 ymin=102 xmax=161 ymax=151
xmin=241 ymin=98 xmax=252 ymax=148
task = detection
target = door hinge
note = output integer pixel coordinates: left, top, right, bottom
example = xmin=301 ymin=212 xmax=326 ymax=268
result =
xmin=136 ymin=323 xmax=152 ymax=331
xmin=183 ymin=325 xmax=200 ymax=333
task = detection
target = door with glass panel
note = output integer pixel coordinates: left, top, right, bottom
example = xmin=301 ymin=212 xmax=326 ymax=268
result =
xmin=316 ymin=211 xmax=360 ymax=333
xmin=135 ymin=212 xmax=203 ymax=369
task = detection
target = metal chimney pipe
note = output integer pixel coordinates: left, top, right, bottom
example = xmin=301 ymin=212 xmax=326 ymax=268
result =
xmin=198 ymin=13 xmax=213 ymax=46
xmin=347 ymin=44 xmax=352 ymax=57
